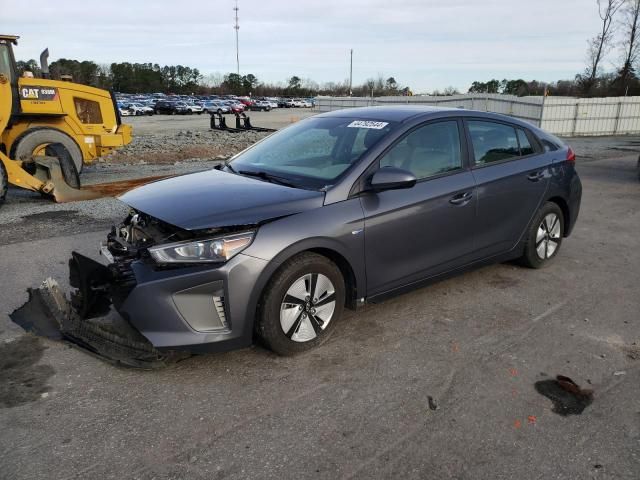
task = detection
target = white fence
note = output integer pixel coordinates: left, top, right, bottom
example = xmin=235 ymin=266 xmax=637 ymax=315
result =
xmin=315 ymin=94 xmax=640 ymax=136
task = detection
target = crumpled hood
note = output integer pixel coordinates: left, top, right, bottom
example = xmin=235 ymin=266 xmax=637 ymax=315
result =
xmin=119 ymin=169 xmax=325 ymax=230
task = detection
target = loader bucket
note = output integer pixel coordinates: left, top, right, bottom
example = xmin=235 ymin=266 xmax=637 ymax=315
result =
xmin=33 ymin=156 xmax=173 ymax=203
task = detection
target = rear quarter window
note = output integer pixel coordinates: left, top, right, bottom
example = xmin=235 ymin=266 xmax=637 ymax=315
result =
xmin=516 ymin=129 xmax=535 ymax=156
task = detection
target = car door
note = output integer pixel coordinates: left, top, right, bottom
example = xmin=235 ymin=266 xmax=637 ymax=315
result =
xmin=360 ymin=119 xmax=477 ymax=297
xmin=465 ymin=119 xmax=551 ymax=257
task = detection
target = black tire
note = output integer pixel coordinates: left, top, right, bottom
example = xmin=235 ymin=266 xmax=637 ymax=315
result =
xmin=45 ymin=143 xmax=80 ymax=189
xmin=256 ymin=252 xmax=345 ymax=355
xmin=11 ymin=127 xmax=84 ymax=173
xmin=0 ymin=159 xmax=8 ymax=205
xmin=519 ymin=202 xmax=564 ymax=269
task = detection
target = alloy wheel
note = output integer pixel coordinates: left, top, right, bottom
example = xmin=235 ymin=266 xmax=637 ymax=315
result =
xmin=536 ymin=213 xmax=561 ymax=259
xmin=280 ymin=273 xmax=336 ymax=342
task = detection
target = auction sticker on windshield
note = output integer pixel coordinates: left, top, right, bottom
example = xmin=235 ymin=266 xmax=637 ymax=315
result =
xmin=347 ymin=120 xmax=389 ymax=129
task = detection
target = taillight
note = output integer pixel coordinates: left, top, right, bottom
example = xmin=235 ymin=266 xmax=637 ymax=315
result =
xmin=566 ymin=147 xmax=576 ymax=164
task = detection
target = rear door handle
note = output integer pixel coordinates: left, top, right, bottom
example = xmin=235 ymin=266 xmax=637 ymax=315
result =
xmin=527 ymin=171 xmax=545 ymax=182
xmin=449 ymin=191 xmax=473 ymax=206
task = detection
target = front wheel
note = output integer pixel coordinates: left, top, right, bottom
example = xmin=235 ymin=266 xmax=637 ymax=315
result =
xmin=519 ymin=202 xmax=564 ymax=268
xmin=256 ymin=252 xmax=345 ymax=355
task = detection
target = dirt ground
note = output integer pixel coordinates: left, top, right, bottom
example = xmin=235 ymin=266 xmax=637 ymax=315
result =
xmin=0 ymin=116 xmax=639 ymax=479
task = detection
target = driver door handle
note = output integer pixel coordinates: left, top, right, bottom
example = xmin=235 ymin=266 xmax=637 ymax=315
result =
xmin=449 ymin=191 xmax=473 ymax=206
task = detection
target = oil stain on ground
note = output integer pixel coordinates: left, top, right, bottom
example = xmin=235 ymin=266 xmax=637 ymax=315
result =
xmin=0 ymin=335 xmax=55 ymax=408
xmin=534 ymin=375 xmax=593 ymax=416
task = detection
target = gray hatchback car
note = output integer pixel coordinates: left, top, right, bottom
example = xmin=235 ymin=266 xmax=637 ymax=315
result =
xmin=75 ymin=106 xmax=582 ymax=356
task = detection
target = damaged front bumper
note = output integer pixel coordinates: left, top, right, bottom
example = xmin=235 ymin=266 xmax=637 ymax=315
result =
xmin=28 ymin=210 xmax=272 ymax=366
xmin=68 ymin=248 xmax=268 ymax=354
xmin=71 ymin=252 xmax=267 ymax=351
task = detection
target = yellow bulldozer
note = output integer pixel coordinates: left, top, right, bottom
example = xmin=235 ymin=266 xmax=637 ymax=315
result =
xmin=0 ymin=34 xmax=134 ymax=205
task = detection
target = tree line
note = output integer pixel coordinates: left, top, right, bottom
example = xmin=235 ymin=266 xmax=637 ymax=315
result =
xmin=15 ymin=58 xmax=411 ymax=97
xmin=16 ymin=59 xmax=203 ymax=94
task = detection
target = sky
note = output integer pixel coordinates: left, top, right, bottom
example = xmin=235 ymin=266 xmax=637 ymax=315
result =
xmin=0 ymin=0 xmax=607 ymax=92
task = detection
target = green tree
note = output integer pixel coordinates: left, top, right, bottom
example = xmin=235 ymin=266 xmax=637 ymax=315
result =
xmin=15 ymin=59 xmax=41 ymax=77
xmin=288 ymin=75 xmax=302 ymax=90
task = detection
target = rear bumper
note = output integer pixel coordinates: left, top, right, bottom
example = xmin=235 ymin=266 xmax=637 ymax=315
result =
xmin=116 ymin=253 xmax=269 ymax=352
xmin=565 ymin=172 xmax=582 ymax=236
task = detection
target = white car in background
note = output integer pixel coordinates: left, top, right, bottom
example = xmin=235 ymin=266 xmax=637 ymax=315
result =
xmin=126 ymin=103 xmax=155 ymax=116
xmin=184 ymin=103 xmax=204 ymax=114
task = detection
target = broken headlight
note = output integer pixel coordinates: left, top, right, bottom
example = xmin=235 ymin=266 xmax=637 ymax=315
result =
xmin=148 ymin=231 xmax=254 ymax=264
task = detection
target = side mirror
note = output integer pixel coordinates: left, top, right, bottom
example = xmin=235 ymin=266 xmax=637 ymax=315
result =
xmin=368 ymin=167 xmax=417 ymax=192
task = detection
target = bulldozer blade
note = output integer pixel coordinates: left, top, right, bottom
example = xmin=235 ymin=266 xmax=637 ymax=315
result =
xmin=35 ymin=156 xmax=173 ymax=203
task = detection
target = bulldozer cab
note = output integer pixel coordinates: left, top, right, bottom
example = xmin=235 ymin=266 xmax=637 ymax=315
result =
xmin=0 ymin=35 xmax=19 ymax=131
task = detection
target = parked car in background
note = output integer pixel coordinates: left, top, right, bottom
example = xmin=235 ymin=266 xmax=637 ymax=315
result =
xmin=184 ymin=102 xmax=204 ymax=115
xmin=284 ymin=99 xmax=296 ymax=108
xmin=237 ymin=97 xmax=254 ymax=107
xmin=203 ymin=100 xmax=231 ymax=114
xmin=126 ymin=103 xmax=154 ymax=116
xmin=88 ymin=106 xmax=581 ymax=357
xmin=154 ymin=101 xmax=188 ymax=115
xmin=250 ymin=100 xmax=272 ymax=111
xmin=224 ymin=101 xmax=245 ymax=114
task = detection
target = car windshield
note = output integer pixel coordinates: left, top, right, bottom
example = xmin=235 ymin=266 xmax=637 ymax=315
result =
xmin=228 ymin=116 xmax=397 ymax=190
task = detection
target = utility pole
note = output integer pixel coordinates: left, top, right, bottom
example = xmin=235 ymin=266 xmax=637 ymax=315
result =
xmin=349 ymin=49 xmax=353 ymax=97
xmin=234 ymin=0 xmax=240 ymax=77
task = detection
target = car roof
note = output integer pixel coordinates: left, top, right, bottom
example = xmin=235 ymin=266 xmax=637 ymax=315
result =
xmin=315 ymin=105 xmax=537 ymax=129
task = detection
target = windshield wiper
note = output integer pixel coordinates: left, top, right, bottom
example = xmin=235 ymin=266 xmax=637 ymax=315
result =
xmin=224 ymin=163 xmax=237 ymax=173
xmin=237 ymin=170 xmax=298 ymax=188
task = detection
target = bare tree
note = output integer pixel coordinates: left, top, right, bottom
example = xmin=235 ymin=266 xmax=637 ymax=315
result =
xmin=582 ymin=0 xmax=625 ymax=94
xmin=200 ymin=72 xmax=223 ymax=89
xmin=616 ymin=0 xmax=640 ymax=91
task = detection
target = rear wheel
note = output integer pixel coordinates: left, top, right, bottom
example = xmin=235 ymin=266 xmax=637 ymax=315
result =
xmin=11 ymin=127 xmax=84 ymax=173
xmin=257 ymin=252 xmax=345 ymax=355
xmin=519 ymin=202 xmax=564 ymax=268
